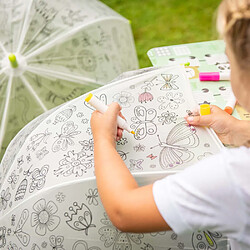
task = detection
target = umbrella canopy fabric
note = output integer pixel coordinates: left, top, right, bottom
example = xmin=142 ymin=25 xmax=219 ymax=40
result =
xmin=0 ymin=65 xmax=228 ymax=249
xmin=0 ymin=0 xmax=138 ymax=160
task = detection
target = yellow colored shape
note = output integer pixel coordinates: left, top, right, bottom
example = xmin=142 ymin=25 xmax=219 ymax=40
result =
xmin=200 ymin=104 xmax=210 ymax=116
xmin=85 ymin=93 xmax=93 ymax=102
xmin=131 ymin=131 xmax=135 ymax=135
xmin=8 ymin=53 xmax=18 ymax=68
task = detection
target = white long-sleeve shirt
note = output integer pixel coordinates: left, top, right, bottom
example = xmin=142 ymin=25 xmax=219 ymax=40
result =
xmin=153 ymin=146 xmax=250 ymax=250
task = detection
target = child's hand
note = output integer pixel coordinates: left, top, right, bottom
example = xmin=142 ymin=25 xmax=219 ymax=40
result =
xmin=185 ymin=105 xmax=247 ymax=146
xmin=90 ymin=102 xmax=124 ymax=145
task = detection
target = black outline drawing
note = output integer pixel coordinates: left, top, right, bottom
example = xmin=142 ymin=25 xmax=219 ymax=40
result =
xmin=77 ymin=50 xmax=97 ymax=72
xmin=11 ymin=214 xmax=16 ymax=227
xmin=54 ymin=150 xmax=93 ymax=177
xmin=79 ymin=138 xmax=94 ymax=151
xmin=27 ymin=129 xmax=51 ymax=152
xmin=158 ymin=74 xmax=179 ymax=91
xmin=36 ymin=146 xmax=49 ymax=160
xmin=64 ymin=202 xmax=96 ymax=235
xmin=0 ymin=226 xmax=6 ymax=248
xmin=141 ymin=243 xmax=154 ymax=250
xmin=49 ymin=235 xmax=65 ymax=250
xmin=157 ymin=92 xmax=185 ymax=110
xmin=117 ymin=150 xmax=129 ymax=161
xmin=53 ymin=106 xmax=76 ymax=125
xmin=116 ymin=137 xmax=128 ymax=146
xmin=55 ymin=192 xmax=66 ymax=203
xmin=158 ymin=111 xmax=178 ymax=125
xmin=113 ymin=91 xmax=135 ymax=108
xmin=52 ymin=121 xmax=81 ymax=152
xmin=99 ymin=213 xmax=144 ymax=249
xmin=192 ymin=231 xmax=223 ymax=250
xmin=178 ymin=242 xmax=185 ymax=249
xmin=62 ymin=10 xmax=87 ymax=26
xmin=133 ymin=143 xmax=146 ymax=152
xmin=129 ymin=159 xmax=144 ymax=171
xmin=85 ymin=188 xmax=99 ymax=206
xmin=14 ymin=209 xmax=30 ymax=247
xmin=7 ymin=170 xmax=19 ymax=190
xmin=0 ymin=187 xmax=11 ymax=211
xmin=131 ymin=106 xmax=157 ymax=140
xmin=31 ymin=199 xmax=60 ymax=236
xmin=29 ymin=165 xmax=49 ymax=193
xmin=151 ymin=121 xmax=200 ymax=169
xmin=138 ymin=80 xmax=154 ymax=103
xmin=72 ymin=240 xmax=101 ymax=250
xmin=15 ymin=166 xmax=33 ymax=202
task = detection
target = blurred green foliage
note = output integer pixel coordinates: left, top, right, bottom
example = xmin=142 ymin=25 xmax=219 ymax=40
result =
xmin=101 ymin=0 xmax=221 ymax=68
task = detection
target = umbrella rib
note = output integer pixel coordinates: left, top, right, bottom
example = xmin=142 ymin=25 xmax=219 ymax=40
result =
xmin=25 ymin=16 xmax=127 ymax=60
xmin=20 ymin=75 xmax=48 ymax=112
xmin=26 ymin=66 xmax=100 ymax=86
xmin=0 ymin=41 xmax=8 ymax=56
xmin=0 ymin=75 xmax=13 ymax=152
xmin=16 ymin=0 xmax=35 ymax=54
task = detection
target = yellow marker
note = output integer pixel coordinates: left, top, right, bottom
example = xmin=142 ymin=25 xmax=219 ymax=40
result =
xmin=85 ymin=93 xmax=135 ymax=135
xmin=200 ymin=104 xmax=211 ymax=116
xmin=8 ymin=53 xmax=18 ymax=68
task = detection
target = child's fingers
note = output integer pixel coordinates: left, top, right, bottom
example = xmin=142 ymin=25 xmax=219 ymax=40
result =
xmin=117 ymin=128 xmax=123 ymax=141
xmin=186 ymin=115 xmax=214 ymax=127
xmin=106 ymin=102 xmax=121 ymax=119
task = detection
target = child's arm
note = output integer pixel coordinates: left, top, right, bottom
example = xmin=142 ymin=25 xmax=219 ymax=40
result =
xmin=186 ymin=105 xmax=250 ymax=147
xmin=90 ymin=102 xmax=171 ymax=232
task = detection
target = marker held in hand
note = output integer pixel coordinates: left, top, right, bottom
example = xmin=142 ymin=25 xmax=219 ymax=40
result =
xmin=85 ymin=93 xmax=135 ymax=135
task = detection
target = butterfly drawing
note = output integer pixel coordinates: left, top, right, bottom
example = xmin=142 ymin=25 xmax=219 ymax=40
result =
xmin=7 ymin=170 xmax=19 ymax=190
xmin=49 ymin=235 xmax=65 ymax=250
xmin=131 ymin=106 xmax=157 ymax=140
xmin=151 ymin=121 xmax=199 ymax=169
xmin=129 ymin=159 xmax=144 ymax=171
xmin=192 ymin=231 xmax=224 ymax=250
xmin=52 ymin=121 xmax=81 ymax=152
xmin=29 ymin=165 xmax=49 ymax=193
xmin=14 ymin=209 xmax=30 ymax=247
xmin=99 ymin=213 xmax=144 ymax=250
xmin=159 ymin=74 xmax=179 ymax=91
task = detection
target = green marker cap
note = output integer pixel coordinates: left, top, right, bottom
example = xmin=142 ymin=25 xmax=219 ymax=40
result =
xmin=8 ymin=53 xmax=18 ymax=68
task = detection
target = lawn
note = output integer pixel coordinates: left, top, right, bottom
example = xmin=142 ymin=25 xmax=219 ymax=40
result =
xmin=101 ymin=0 xmax=221 ymax=68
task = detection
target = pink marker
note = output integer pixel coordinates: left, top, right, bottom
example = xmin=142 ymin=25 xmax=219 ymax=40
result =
xmin=199 ymin=72 xmax=230 ymax=81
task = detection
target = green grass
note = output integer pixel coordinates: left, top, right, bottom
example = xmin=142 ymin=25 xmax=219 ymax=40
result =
xmin=101 ymin=0 xmax=221 ymax=68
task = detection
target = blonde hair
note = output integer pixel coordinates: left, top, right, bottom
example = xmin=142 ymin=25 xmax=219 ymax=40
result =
xmin=217 ymin=0 xmax=250 ymax=67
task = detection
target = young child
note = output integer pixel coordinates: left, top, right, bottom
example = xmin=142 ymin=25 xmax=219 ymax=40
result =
xmin=90 ymin=0 xmax=250 ymax=249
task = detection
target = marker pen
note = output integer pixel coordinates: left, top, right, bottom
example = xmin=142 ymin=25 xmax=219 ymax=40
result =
xmin=85 ymin=93 xmax=135 ymax=135
xmin=200 ymin=104 xmax=211 ymax=115
xmin=199 ymin=72 xmax=230 ymax=81
xmin=224 ymin=92 xmax=237 ymax=115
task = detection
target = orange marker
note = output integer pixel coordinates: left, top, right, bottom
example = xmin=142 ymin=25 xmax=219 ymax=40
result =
xmin=224 ymin=93 xmax=236 ymax=115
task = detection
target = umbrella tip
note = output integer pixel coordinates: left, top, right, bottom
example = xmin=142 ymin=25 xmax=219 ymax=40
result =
xmin=8 ymin=53 xmax=19 ymax=68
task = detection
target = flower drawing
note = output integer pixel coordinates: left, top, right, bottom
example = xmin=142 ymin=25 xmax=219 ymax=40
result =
xmin=54 ymin=150 xmax=93 ymax=177
xmin=112 ymin=91 xmax=134 ymax=108
xmin=158 ymin=92 xmax=185 ymax=110
xmin=158 ymin=111 xmax=178 ymax=125
xmin=31 ymin=199 xmax=60 ymax=236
